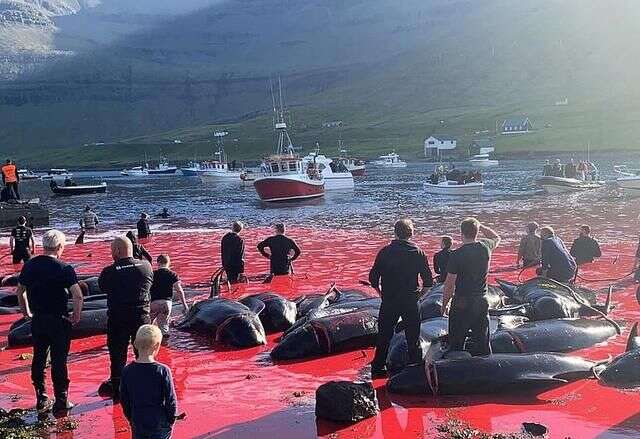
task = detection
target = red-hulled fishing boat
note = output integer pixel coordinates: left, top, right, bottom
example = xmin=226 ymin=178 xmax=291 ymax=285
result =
xmin=253 ymin=79 xmax=324 ymax=202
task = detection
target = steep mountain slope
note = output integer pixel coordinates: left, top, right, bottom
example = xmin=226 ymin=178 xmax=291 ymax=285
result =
xmin=2 ymin=0 xmax=640 ymax=164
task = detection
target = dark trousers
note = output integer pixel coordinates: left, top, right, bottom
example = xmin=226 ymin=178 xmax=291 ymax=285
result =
xmin=6 ymin=182 xmax=19 ymax=200
xmin=107 ymin=313 xmax=150 ymax=381
xmin=31 ymin=314 xmax=72 ymax=397
xmin=448 ymin=295 xmax=491 ymax=356
xmin=12 ymin=248 xmax=31 ymax=264
xmin=224 ymin=266 xmax=243 ymax=284
xmin=132 ymin=426 xmax=172 ymax=439
xmin=372 ymin=293 xmax=421 ymax=368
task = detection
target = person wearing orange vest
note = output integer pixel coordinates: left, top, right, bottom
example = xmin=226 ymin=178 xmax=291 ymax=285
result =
xmin=1 ymin=159 xmax=20 ymax=200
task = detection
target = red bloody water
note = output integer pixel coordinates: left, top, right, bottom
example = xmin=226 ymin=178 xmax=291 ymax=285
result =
xmin=1 ymin=227 xmax=639 ymax=439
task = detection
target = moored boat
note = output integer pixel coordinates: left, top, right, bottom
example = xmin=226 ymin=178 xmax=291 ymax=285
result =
xmin=615 ymin=166 xmax=640 ymax=194
xmin=17 ymin=169 xmax=40 ymax=180
xmin=424 ymin=180 xmax=484 ymax=195
xmin=200 ymin=131 xmax=244 ymax=180
xmin=50 ymin=181 xmax=107 ymax=196
xmin=371 ymin=152 xmax=407 ymax=168
xmin=147 ymin=159 xmax=177 ymax=175
xmin=40 ymin=169 xmax=73 ymax=182
xmin=469 ymin=153 xmax=499 ymax=167
xmin=121 ymin=166 xmax=149 ymax=177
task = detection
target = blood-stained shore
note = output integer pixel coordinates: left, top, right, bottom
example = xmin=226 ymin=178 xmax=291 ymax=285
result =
xmin=1 ymin=227 xmax=640 ymax=438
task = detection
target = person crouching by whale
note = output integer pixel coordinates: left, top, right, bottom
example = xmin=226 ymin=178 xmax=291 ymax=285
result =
xmin=98 ymin=236 xmax=153 ymax=399
xmin=120 ymin=325 xmax=178 ymax=439
xmin=368 ymin=219 xmax=433 ymax=378
xmin=150 ymin=254 xmax=189 ymax=337
xmin=15 ymin=229 xmax=83 ymax=415
xmin=257 ymin=223 xmax=301 ymax=276
xmin=537 ymin=226 xmax=577 ymax=283
xmin=433 ymin=236 xmax=453 ymax=283
xmin=443 ymin=218 xmax=500 ymax=357
xmin=221 ymin=221 xmax=245 ymax=283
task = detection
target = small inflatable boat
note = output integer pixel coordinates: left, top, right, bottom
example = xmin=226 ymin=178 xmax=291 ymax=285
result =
xmin=534 ymin=176 xmax=602 ymax=194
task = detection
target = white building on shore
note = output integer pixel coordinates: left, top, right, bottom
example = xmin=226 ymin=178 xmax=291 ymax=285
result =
xmin=424 ymin=135 xmax=457 ymax=159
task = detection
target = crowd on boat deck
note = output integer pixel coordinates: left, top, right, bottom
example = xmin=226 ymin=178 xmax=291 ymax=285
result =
xmin=1 ymin=206 xmax=623 ymax=436
xmin=428 ymin=165 xmax=482 ymax=185
xmin=542 ymin=158 xmax=596 ymax=181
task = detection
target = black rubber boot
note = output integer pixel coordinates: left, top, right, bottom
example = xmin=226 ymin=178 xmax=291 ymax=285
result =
xmin=35 ymin=386 xmax=51 ymax=412
xmin=98 ymin=378 xmax=120 ymax=401
xmin=52 ymin=392 xmax=74 ymax=417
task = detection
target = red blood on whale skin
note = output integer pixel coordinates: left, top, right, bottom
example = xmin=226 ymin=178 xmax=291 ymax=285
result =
xmin=0 ymin=227 xmax=639 ymax=439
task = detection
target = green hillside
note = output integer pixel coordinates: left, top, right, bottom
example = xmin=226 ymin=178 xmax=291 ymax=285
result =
xmin=3 ymin=0 xmax=640 ymax=167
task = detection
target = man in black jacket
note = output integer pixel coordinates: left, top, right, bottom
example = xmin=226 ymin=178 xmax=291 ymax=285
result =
xmin=221 ymin=221 xmax=245 ymax=283
xmin=433 ymin=236 xmax=453 ymax=283
xmin=137 ymin=213 xmax=151 ymax=239
xmin=368 ymin=219 xmax=433 ymax=377
xmin=570 ymin=225 xmax=602 ymax=265
xmin=98 ymin=236 xmax=153 ymax=399
xmin=257 ymin=223 xmax=301 ymax=276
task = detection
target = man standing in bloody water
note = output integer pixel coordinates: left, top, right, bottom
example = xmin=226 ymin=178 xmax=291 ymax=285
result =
xmin=98 ymin=236 xmax=153 ymax=399
xmin=10 ymin=216 xmax=35 ymax=264
xmin=257 ymin=223 xmax=301 ymax=276
xmin=443 ymin=218 xmax=501 ymax=356
xmin=1 ymin=158 xmax=20 ymax=199
xmin=368 ymin=219 xmax=433 ymax=377
xmin=137 ymin=213 xmax=151 ymax=239
xmin=221 ymin=221 xmax=245 ymax=283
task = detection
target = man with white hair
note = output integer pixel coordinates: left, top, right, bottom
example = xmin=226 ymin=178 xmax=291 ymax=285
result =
xmin=98 ymin=236 xmax=153 ymax=400
xmin=15 ymin=229 xmax=83 ymax=415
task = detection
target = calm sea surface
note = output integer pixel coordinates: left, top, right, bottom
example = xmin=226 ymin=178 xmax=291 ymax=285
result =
xmin=11 ymin=151 xmax=640 ymax=244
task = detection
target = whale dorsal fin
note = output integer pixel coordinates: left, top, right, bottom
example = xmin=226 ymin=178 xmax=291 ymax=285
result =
xmin=626 ymin=322 xmax=640 ymax=352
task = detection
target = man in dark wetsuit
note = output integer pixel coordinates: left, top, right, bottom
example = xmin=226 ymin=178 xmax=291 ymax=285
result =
xmin=257 ymin=223 xmax=301 ymax=275
xmin=570 ymin=225 xmax=602 ymax=265
xmin=221 ymin=221 xmax=245 ymax=283
xmin=137 ymin=213 xmax=151 ymax=239
xmin=539 ymin=226 xmax=576 ymax=283
xmin=433 ymin=236 xmax=453 ymax=283
xmin=443 ymin=218 xmax=500 ymax=356
xmin=15 ymin=229 xmax=83 ymax=415
xmin=10 ymin=216 xmax=35 ymax=264
xmin=98 ymin=236 xmax=153 ymax=399
xmin=369 ymin=219 xmax=433 ymax=377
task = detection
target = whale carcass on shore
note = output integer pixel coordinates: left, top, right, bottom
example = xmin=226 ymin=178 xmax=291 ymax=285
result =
xmin=597 ymin=323 xmax=640 ymax=388
xmin=387 ymin=353 xmax=598 ymax=395
xmin=496 ymin=277 xmax=611 ymax=320
xmin=271 ymin=290 xmax=379 ymax=360
xmin=239 ymin=292 xmax=296 ymax=333
xmin=176 ymin=297 xmax=267 ymax=347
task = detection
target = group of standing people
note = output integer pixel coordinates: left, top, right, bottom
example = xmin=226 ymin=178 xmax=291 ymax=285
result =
xmin=543 ymin=158 xmax=592 ymax=181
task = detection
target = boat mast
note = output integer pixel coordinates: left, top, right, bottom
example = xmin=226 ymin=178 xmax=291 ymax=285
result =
xmin=214 ymin=130 xmax=228 ymax=163
xmin=272 ymin=76 xmax=295 ymax=157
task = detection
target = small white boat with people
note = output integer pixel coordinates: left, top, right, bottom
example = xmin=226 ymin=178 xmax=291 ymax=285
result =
xmin=333 ymin=140 xmax=366 ymax=176
xmin=614 ymin=165 xmax=640 ymax=194
xmin=302 ymin=145 xmax=354 ymax=190
xmin=40 ymin=168 xmax=73 ymax=182
xmin=423 ymin=165 xmax=484 ymax=196
xmin=371 ymin=151 xmax=407 ymax=168
xmin=535 ymin=159 xmax=603 ymax=194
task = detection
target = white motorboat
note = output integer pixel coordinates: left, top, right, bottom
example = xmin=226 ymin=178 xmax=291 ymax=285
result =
xmin=199 ymin=131 xmax=245 ymax=180
xmin=469 ymin=153 xmax=499 ymax=167
xmin=614 ymin=166 xmax=640 ymax=193
xmin=302 ymin=149 xmax=354 ymax=190
xmin=535 ymin=176 xmax=603 ymax=194
xmin=536 ymin=161 xmax=603 ymax=194
xmin=424 ymin=180 xmax=484 ymax=195
xmin=40 ymin=169 xmax=73 ymax=182
xmin=17 ymin=169 xmax=40 ymax=180
xmin=121 ymin=166 xmax=149 ymax=177
xmin=371 ymin=152 xmax=407 ymax=168
xmin=147 ymin=159 xmax=178 ymax=175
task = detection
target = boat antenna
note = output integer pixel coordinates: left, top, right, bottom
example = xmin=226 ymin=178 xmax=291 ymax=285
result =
xmin=272 ymin=75 xmax=295 ymax=156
